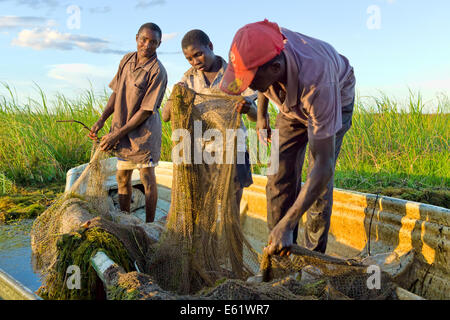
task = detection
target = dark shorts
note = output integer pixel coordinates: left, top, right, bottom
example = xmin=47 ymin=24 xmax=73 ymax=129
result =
xmin=236 ymin=151 xmax=253 ymax=189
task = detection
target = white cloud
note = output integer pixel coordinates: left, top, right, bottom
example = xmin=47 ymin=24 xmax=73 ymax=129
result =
xmin=162 ymin=32 xmax=177 ymax=42
xmin=11 ymin=27 xmax=126 ymax=54
xmin=89 ymin=6 xmax=112 ymax=14
xmin=0 ymin=0 xmax=59 ymax=9
xmin=0 ymin=16 xmax=51 ymax=30
xmin=135 ymin=0 xmax=166 ymax=9
xmin=47 ymin=63 xmax=114 ymax=87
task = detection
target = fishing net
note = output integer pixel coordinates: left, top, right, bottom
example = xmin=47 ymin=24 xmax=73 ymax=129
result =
xmin=29 ymin=84 xmax=400 ymax=300
xmin=146 ymin=85 xmax=260 ymax=294
xmin=30 ymin=141 xmax=120 ymax=299
xmin=30 ymin=142 xmax=111 ymax=276
xmin=30 ymin=84 xmax=262 ymax=299
xmin=259 ymin=245 xmax=397 ymax=300
xmin=30 ymin=140 xmax=165 ymax=299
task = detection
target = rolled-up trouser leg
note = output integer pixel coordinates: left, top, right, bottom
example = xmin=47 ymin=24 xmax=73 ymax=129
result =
xmin=304 ymin=103 xmax=354 ymax=253
xmin=266 ymin=113 xmax=308 ymax=244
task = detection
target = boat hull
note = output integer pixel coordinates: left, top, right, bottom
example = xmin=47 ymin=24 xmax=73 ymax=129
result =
xmin=65 ymin=159 xmax=450 ymax=300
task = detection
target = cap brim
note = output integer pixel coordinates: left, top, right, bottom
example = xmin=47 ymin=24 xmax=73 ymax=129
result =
xmin=219 ymin=62 xmax=256 ymax=95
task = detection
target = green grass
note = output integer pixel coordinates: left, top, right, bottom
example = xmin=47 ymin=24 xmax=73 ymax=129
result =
xmin=336 ymin=92 xmax=449 ymax=193
xmin=0 ymin=182 xmax=64 ymax=223
xmin=0 ymin=83 xmax=448 ymax=208
xmin=0 ymin=83 xmax=108 ymax=184
xmin=241 ymin=91 xmax=449 ymax=195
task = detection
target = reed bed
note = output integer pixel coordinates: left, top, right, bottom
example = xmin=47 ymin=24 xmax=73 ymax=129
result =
xmin=1 ymin=84 xmax=448 ymax=199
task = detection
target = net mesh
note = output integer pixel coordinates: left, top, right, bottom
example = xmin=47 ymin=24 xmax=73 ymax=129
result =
xmin=30 ymin=142 xmax=111 ymax=276
xmin=146 ymin=85 xmax=260 ymax=294
xmin=259 ymin=246 xmax=397 ymax=300
xmin=30 ymin=84 xmax=399 ymax=300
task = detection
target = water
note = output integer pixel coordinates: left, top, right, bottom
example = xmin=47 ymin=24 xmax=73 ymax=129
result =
xmin=0 ymin=219 xmax=42 ymax=292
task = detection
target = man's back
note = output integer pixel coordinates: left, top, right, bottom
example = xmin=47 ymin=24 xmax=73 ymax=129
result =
xmin=281 ymin=28 xmax=355 ymax=107
xmin=261 ymin=27 xmax=356 ymax=139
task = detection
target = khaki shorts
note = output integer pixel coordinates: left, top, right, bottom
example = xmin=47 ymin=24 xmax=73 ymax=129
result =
xmin=116 ymin=159 xmax=158 ymax=171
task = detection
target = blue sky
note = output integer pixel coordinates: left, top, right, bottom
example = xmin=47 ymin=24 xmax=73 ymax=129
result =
xmin=1 ymin=0 xmax=449 ymax=110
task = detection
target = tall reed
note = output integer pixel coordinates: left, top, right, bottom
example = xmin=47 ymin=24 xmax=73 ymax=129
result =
xmin=1 ymin=83 xmax=448 ymax=193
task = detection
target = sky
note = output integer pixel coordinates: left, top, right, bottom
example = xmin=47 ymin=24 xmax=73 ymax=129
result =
xmin=0 ymin=0 xmax=449 ymax=111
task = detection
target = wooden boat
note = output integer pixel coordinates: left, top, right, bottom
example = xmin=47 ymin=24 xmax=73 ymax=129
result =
xmin=2 ymin=159 xmax=448 ymax=300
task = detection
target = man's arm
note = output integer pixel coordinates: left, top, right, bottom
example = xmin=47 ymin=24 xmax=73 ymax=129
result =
xmin=90 ymin=52 xmax=128 ymax=139
xmin=161 ymin=99 xmax=172 ymax=122
xmin=99 ymin=109 xmax=152 ymax=151
xmin=246 ymin=100 xmax=258 ymax=122
xmin=256 ymin=92 xmax=271 ymax=145
xmin=234 ymin=96 xmax=257 ymax=121
xmin=235 ymin=87 xmax=257 ymax=121
xmin=257 ymin=92 xmax=269 ymax=119
xmin=266 ymin=134 xmax=335 ymax=255
xmin=89 ymin=92 xmax=116 ymax=140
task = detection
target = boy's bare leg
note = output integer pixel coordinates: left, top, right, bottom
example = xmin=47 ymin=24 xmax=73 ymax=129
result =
xmin=140 ymin=167 xmax=158 ymax=223
xmin=117 ymin=169 xmax=133 ymax=213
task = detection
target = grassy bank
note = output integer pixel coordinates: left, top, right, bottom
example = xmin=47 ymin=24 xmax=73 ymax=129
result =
xmin=0 ymin=183 xmax=63 ymax=224
xmin=0 ymin=84 xmax=106 ymax=184
xmin=0 ymin=84 xmax=448 ymax=219
xmin=337 ymin=92 xmax=449 ymax=192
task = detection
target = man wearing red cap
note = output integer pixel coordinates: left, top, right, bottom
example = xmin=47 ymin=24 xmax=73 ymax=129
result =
xmin=220 ymin=20 xmax=356 ymax=256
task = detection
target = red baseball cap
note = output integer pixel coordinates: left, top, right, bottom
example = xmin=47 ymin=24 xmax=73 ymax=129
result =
xmin=220 ymin=19 xmax=285 ymax=95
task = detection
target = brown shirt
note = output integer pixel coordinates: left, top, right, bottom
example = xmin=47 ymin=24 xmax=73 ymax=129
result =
xmin=109 ymin=52 xmax=167 ymax=164
xmin=263 ymin=28 xmax=356 ymax=139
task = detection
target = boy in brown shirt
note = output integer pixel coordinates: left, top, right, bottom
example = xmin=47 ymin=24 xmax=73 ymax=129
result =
xmin=89 ymin=23 xmax=167 ymax=223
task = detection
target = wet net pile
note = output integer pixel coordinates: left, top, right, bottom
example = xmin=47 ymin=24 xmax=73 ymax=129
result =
xmin=30 ymin=143 xmax=110 ymax=275
xmin=29 ymin=142 xmax=118 ymax=299
xmin=29 ymin=84 xmax=400 ymax=300
xmin=30 ymin=139 xmax=166 ymax=299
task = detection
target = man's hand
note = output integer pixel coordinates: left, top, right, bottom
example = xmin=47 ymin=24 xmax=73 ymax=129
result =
xmin=266 ymin=221 xmax=293 ymax=256
xmin=256 ymin=114 xmax=272 ymax=146
xmin=99 ymin=131 xmax=120 ymax=151
xmin=89 ymin=120 xmax=105 ymax=140
xmin=234 ymin=97 xmax=252 ymax=114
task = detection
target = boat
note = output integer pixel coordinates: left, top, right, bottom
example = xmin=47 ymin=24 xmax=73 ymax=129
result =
xmin=0 ymin=268 xmax=41 ymax=300
xmin=1 ymin=158 xmax=448 ymax=300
